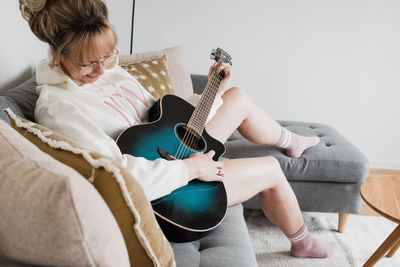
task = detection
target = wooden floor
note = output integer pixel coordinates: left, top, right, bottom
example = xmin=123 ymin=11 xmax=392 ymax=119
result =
xmin=359 ymin=169 xmax=400 ymax=216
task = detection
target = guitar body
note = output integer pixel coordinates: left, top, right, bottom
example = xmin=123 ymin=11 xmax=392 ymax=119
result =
xmin=116 ymin=94 xmax=228 ymax=242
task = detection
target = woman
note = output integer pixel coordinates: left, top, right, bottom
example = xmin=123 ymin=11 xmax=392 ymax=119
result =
xmin=20 ymin=0 xmax=335 ymax=258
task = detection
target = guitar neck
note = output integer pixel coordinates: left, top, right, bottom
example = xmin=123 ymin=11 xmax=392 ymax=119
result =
xmin=187 ymin=70 xmax=224 ymax=134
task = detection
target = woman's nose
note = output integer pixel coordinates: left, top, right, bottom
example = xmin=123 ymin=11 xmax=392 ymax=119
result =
xmin=93 ymin=62 xmax=104 ymax=75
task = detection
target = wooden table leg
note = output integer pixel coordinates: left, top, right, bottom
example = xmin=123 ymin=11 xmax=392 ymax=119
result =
xmin=363 ymin=225 xmax=400 ymax=267
xmin=387 ymin=237 xmax=400 ymax=258
xmin=338 ymin=213 xmax=349 ymax=233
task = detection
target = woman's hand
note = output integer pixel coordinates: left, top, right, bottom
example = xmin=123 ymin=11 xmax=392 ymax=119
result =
xmin=183 ymin=150 xmax=224 ymax=182
xmin=208 ymin=62 xmax=232 ymax=93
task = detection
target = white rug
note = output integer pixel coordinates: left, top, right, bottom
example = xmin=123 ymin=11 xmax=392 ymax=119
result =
xmin=244 ymin=209 xmax=400 ymax=267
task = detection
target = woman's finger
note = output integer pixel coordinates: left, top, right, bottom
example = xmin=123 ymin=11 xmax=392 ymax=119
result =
xmin=217 ymin=64 xmax=231 ymax=76
xmin=206 ymin=150 xmax=216 ymax=158
xmin=208 ymin=62 xmax=218 ymax=77
xmin=217 ymin=167 xmax=224 ymax=177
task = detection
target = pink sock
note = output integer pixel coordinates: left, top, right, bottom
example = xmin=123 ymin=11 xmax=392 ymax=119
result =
xmin=275 ymin=127 xmax=320 ymax=158
xmin=287 ymin=224 xmax=336 ymax=258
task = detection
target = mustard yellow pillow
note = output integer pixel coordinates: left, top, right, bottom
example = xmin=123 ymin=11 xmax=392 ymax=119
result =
xmin=121 ymin=55 xmax=175 ymax=100
xmin=119 ymin=46 xmax=194 ymax=99
xmin=5 ymin=109 xmax=175 ymax=267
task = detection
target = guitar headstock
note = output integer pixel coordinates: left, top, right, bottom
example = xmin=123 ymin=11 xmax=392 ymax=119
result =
xmin=210 ymin=48 xmax=232 ymax=66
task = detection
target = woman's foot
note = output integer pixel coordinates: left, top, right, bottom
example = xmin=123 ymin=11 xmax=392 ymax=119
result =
xmin=287 ymin=224 xmax=336 ymax=258
xmin=276 ymin=128 xmax=320 ymax=158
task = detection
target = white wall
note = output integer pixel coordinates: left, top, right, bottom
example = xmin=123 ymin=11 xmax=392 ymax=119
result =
xmin=104 ymin=0 xmax=133 ymax=54
xmin=0 ymin=1 xmax=47 ymax=92
xmin=133 ymin=0 xmax=400 ymax=170
xmin=0 ymin=0 xmax=132 ymax=92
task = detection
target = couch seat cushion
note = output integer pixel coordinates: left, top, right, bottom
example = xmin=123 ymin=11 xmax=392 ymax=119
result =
xmin=170 ymin=204 xmax=257 ymax=267
xmin=224 ymin=121 xmax=369 ymax=184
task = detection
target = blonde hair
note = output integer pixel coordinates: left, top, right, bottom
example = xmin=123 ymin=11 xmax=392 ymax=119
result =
xmin=19 ymin=0 xmax=118 ymax=66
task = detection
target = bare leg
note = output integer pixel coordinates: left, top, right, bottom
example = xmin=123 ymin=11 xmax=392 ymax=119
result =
xmin=207 ymin=87 xmax=304 ymax=234
xmin=206 ymin=87 xmax=335 ymax=257
xmin=223 ymin=156 xmax=304 ymax=235
xmin=222 ymin=156 xmax=336 ymax=258
xmin=206 ymin=87 xmax=319 ymax=158
xmin=206 ymin=87 xmax=282 ymax=144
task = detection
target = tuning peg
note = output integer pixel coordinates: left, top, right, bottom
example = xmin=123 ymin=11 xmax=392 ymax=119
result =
xmin=210 ymin=49 xmax=217 ymax=60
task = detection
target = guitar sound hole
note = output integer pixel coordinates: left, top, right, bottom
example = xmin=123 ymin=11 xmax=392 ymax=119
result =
xmin=176 ymin=125 xmax=206 ymax=151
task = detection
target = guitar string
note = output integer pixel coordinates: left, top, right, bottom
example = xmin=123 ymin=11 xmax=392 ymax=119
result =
xmin=173 ymin=72 xmax=216 ymax=160
xmin=173 ymin=80 xmax=209 ymax=160
xmin=176 ymin=59 xmax=227 ymax=158
xmin=175 ymin=72 xmax=222 ymax=160
xmin=174 ymin=77 xmax=213 ymax=160
xmin=186 ymin=72 xmax=222 ymax=157
xmin=174 ymin=66 xmax=224 ymax=160
xmin=174 ymin=74 xmax=214 ymax=159
xmin=192 ymin=74 xmax=222 ymax=159
xmin=174 ymin=73 xmax=216 ymax=159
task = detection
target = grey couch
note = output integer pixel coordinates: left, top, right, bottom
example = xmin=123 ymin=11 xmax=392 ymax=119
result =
xmin=191 ymin=74 xmax=369 ymax=227
xmin=0 ymin=74 xmax=369 ymax=267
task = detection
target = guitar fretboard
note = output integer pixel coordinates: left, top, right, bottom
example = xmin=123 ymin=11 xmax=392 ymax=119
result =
xmin=187 ymin=70 xmax=224 ymax=134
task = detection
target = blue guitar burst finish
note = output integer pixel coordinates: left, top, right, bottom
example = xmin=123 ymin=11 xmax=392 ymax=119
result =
xmin=116 ymin=94 xmax=228 ymax=242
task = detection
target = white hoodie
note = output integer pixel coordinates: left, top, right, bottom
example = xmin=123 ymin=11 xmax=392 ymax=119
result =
xmin=35 ymin=56 xmax=223 ymax=201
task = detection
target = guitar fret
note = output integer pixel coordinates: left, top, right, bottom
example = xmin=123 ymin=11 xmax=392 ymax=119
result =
xmin=187 ymin=63 xmax=227 ymax=135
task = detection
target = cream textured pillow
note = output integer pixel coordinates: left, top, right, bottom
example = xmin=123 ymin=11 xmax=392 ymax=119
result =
xmin=119 ymin=46 xmax=193 ymax=99
xmin=4 ymin=109 xmax=175 ymax=267
xmin=0 ymin=119 xmax=130 ymax=267
xmin=120 ymin=55 xmax=175 ymax=100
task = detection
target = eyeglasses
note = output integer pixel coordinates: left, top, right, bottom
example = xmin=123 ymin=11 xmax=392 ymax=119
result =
xmin=76 ymin=49 xmax=119 ymax=74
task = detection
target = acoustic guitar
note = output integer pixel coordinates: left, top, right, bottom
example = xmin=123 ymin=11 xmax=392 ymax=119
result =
xmin=116 ymin=48 xmax=232 ymax=242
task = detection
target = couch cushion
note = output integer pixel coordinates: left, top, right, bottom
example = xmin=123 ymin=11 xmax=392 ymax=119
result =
xmin=0 ymin=119 xmax=130 ymax=267
xmin=119 ymin=46 xmax=193 ymax=99
xmin=120 ymin=55 xmax=175 ymax=99
xmin=5 ymin=109 xmax=175 ymax=267
xmin=0 ymin=96 xmax=25 ymax=124
xmin=190 ymin=74 xmax=208 ymax=95
xmin=1 ymin=76 xmax=38 ymax=121
xmin=224 ymin=121 xmax=369 ymax=183
xmin=170 ymin=204 xmax=257 ymax=267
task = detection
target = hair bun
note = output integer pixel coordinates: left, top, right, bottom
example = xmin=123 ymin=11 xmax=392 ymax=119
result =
xmin=23 ymin=0 xmax=46 ymax=12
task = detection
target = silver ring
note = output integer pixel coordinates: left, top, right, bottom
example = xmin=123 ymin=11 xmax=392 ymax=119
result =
xmin=218 ymin=169 xmax=222 ymax=175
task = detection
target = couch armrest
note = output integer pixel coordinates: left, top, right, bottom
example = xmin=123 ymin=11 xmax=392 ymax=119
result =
xmin=190 ymin=74 xmax=208 ymax=95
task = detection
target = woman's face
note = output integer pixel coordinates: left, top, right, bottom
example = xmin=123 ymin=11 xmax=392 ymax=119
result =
xmin=60 ymin=48 xmax=117 ymax=84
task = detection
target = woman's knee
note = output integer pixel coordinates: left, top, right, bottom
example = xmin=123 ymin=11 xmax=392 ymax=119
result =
xmin=262 ymin=156 xmax=287 ymax=188
xmin=222 ymin=87 xmax=249 ymax=103
xmin=263 ymin=156 xmax=282 ymax=171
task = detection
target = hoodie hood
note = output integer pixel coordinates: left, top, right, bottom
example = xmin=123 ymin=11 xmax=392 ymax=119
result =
xmin=36 ymin=58 xmax=69 ymax=87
